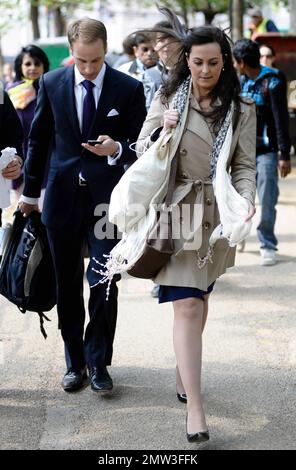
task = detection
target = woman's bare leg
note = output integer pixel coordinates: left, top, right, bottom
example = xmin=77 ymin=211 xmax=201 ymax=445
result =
xmin=173 ymin=297 xmax=207 ymax=433
xmin=176 ymin=364 xmax=186 ymax=395
xmin=176 ymin=294 xmax=210 ymax=398
xmin=202 ymin=294 xmax=210 ymax=332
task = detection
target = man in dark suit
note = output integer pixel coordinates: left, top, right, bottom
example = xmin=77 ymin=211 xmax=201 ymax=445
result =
xmin=0 ymin=90 xmax=23 ymax=224
xmin=19 ymin=18 xmax=146 ymax=393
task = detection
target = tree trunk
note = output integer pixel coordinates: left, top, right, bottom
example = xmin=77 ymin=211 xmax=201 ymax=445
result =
xmin=231 ymin=0 xmax=244 ymax=42
xmin=54 ymin=7 xmax=65 ymax=37
xmin=180 ymin=9 xmax=189 ymax=29
xmin=290 ymin=0 xmax=296 ymax=34
xmin=203 ymin=9 xmax=216 ymax=25
xmin=30 ymin=3 xmax=40 ymax=40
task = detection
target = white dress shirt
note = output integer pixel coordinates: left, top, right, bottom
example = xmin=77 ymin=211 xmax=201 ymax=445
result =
xmin=74 ymin=63 xmax=105 ymax=131
xmin=21 ymin=63 xmax=122 ymax=205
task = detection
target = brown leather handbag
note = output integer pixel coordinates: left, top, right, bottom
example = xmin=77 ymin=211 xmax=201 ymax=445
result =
xmin=127 ymin=153 xmax=178 ymax=279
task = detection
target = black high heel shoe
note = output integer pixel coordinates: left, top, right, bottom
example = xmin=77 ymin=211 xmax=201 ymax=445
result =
xmin=177 ymin=392 xmax=187 ymax=404
xmin=186 ymin=414 xmax=209 ymax=444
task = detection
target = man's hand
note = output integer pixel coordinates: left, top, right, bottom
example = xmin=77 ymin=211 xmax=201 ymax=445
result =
xmin=245 ymin=202 xmax=256 ymax=222
xmin=81 ymin=135 xmax=119 ymax=156
xmin=2 ymin=157 xmax=22 ymax=180
xmin=278 ymin=160 xmax=291 ymax=178
xmin=18 ymin=202 xmax=39 ymax=217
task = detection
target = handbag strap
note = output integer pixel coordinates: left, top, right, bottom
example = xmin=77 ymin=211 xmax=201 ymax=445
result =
xmin=164 ymin=151 xmax=178 ymax=207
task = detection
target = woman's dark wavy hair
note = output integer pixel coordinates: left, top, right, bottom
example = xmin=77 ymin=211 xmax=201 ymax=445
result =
xmin=14 ymin=45 xmax=50 ymax=82
xmin=146 ymin=7 xmax=242 ymax=129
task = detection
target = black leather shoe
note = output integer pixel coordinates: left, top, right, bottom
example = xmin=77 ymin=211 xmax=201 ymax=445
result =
xmin=62 ymin=367 xmax=87 ymax=392
xmin=186 ymin=414 xmax=209 ymax=444
xmin=88 ymin=366 xmax=113 ymax=393
xmin=177 ymin=392 xmax=187 ymax=404
xmin=187 ymin=430 xmax=210 ymax=443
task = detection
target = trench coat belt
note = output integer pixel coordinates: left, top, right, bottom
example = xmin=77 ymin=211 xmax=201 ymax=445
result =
xmin=173 ymin=177 xmax=212 ymax=253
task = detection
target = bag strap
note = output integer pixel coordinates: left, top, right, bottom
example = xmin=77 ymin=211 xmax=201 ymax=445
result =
xmin=164 ymin=151 xmax=178 ymax=207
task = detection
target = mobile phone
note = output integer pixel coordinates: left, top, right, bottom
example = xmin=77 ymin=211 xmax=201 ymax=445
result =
xmin=87 ymin=140 xmax=103 ymax=145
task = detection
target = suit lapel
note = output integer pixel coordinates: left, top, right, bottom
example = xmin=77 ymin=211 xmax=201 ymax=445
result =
xmin=58 ymin=64 xmax=120 ymax=143
xmin=59 ymin=66 xmax=81 ymax=142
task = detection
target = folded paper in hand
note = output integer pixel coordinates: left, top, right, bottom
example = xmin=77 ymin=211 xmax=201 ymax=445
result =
xmin=0 ymin=147 xmax=17 ymax=209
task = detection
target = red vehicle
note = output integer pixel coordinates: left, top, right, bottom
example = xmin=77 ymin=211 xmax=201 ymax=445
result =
xmin=253 ymin=33 xmax=296 ymax=150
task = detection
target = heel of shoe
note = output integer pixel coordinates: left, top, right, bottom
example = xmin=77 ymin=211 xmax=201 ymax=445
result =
xmin=177 ymin=392 xmax=187 ymax=404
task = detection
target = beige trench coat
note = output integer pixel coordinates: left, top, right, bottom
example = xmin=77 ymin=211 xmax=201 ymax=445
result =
xmin=136 ymin=92 xmax=257 ymax=290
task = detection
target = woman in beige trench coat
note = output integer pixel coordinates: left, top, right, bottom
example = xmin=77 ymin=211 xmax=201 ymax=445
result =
xmin=136 ymin=13 xmax=257 ymax=444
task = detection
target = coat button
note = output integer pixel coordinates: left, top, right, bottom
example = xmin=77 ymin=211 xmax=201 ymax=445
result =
xmin=205 ymin=198 xmax=212 ymax=205
xmin=180 ymin=148 xmax=187 ymax=156
xmin=203 ymin=222 xmax=211 ymax=230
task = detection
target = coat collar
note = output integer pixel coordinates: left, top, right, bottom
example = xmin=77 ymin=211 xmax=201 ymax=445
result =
xmin=186 ymin=94 xmax=213 ymax=146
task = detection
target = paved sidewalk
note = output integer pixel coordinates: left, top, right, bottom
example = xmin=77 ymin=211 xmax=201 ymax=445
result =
xmin=0 ymin=169 xmax=295 ymax=450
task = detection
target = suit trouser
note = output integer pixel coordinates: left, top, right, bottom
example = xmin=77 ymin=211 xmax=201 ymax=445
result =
xmin=46 ymin=186 xmax=118 ymax=371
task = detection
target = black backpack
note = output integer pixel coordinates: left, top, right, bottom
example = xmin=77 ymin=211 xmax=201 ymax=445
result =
xmin=0 ymin=210 xmax=56 ymax=338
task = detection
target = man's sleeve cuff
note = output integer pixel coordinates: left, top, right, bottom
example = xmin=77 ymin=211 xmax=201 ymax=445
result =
xmin=107 ymin=142 xmax=123 ymax=166
xmin=20 ymin=195 xmax=39 ymax=204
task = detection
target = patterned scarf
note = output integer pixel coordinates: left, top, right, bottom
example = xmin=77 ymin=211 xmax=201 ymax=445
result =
xmin=7 ymin=79 xmax=36 ymax=110
xmin=210 ymin=103 xmax=233 ymax=180
xmin=172 ymin=75 xmax=191 ymax=115
xmin=172 ymin=75 xmax=233 ymax=181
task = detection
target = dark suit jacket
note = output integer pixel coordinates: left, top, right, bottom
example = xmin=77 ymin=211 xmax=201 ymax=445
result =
xmin=0 ymin=91 xmax=23 ymax=157
xmin=23 ymin=64 xmax=147 ymax=229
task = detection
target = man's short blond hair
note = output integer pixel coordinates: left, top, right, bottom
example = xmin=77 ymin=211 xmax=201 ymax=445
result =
xmin=67 ymin=18 xmax=107 ymax=48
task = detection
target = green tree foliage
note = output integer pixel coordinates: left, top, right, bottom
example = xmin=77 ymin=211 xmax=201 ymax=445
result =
xmin=0 ymin=0 xmax=23 ymax=35
xmin=135 ymin=0 xmax=229 ymax=26
xmin=29 ymin=1 xmax=95 ymax=38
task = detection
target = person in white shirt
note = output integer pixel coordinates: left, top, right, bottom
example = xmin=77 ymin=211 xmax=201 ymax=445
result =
xmin=18 ymin=18 xmax=146 ymax=394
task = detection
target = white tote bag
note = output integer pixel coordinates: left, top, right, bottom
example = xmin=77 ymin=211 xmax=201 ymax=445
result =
xmin=109 ymin=130 xmax=173 ymax=233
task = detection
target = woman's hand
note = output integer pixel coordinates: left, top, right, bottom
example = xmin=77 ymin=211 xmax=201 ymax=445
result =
xmin=2 ymin=157 xmax=22 ymax=180
xmin=163 ymin=109 xmax=179 ymax=132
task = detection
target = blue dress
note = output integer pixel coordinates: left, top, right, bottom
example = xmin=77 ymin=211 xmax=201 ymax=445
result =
xmin=158 ymin=282 xmax=215 ymax=303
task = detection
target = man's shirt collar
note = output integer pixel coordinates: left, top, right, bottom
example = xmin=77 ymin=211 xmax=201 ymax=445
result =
xmin=74 ymin=62 xmax=107 ymax=88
